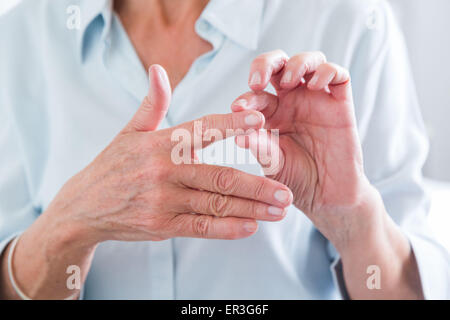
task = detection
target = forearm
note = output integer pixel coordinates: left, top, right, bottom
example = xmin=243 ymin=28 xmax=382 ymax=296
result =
xmin=0 ymin=209 xmax=97 ymax=300
xmin=337 ymin=191 xmax=424 ymax=299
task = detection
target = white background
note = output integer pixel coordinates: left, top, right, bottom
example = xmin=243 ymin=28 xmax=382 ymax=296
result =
xmin=1 ymin=0 xmax=449 ymax=250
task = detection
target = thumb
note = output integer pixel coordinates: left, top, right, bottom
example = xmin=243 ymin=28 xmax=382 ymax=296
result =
xmin=125 ymin=64 xmax=172 ymax=132
xmin=235 ymin=130 xmax=285 ymax=176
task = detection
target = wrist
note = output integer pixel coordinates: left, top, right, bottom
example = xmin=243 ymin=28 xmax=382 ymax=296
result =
xmin=7 ymin=207 xmax=98 ymax=299
xmin=332 ymin=183 xmax=388 ymax=256
xmin=334 ymin=183 xmax=411 ymax=264
xmin=332 ymin=187 xmax=421 ymax=299
xmin=39 ymin=205 xmax=100 ymax=254
xmin=43 ymin=174 xmax=110 ymax=251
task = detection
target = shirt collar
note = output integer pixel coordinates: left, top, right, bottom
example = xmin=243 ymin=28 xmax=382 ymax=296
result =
xmin=199 ymin=0 xmax=265 ymax=50
xmin=77 ymin=0 xmax=265 ymax=62
xmin=77 ymin=0 xmax=113 ymax=62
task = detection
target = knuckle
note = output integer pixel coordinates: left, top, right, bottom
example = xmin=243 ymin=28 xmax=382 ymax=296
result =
xmin=144 ymin=131 xmax=158 ymax=146
xmin=292 ymin=52 xmax=308 ymax=62
xmin=344 ymin=69 xmax=351 ymax=81
xmin=148 ymin=161 xmax=171 ymax=182
xmin=188 ymin=193 xmax=202 ymax=213
xmin=273 ymin=49 xmax=288 ymax=58
xmin=316 ymin=63 xmax=331 ymax=74
xmin=323 ymin=62 xmax=336 ymax=71
xmin=200 ymin=114 xmax=219 ymax=136
xmin=253 ymin=178 xmax=267 ymax=200
xmin=254 ymin=50 xmax=288 ymax=69
xmin=152 ymin=188 xmax=168 ymax=205
xmin=292 ymin=51 xmax=326 ymax=65
xmin=314 ymin=51 xmax=327 ymax=62
xmin=141 ymin=96 xmax=153 ymax=111
xmin=254 ymin=51 xmax=277 ymax=66
xmin=342 ymin=66 xmax=350 ymax=76
xmin=290 ymin=53 xmax=309 ymax=70
xmin=253 ymin=55 xmax=269 ymax=68
xmin=193 ymin=215 xmax=211 ymax=238
xmin=332 ymin=63 xmax=350 ymax=76
xmin=207 ymin=193 xmax=230 ymax=217
xmin=247 ymin=201 xmax=259 ymax=219
xmin=211 ymin=167 xmax=238 ymax=194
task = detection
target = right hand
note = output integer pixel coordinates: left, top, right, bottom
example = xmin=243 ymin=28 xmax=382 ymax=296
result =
xmin=46 ymin=65 xmax=293 ymax=244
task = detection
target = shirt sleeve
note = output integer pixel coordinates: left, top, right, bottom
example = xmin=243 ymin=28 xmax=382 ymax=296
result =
xmin=329 ymin=1 xmax=450 ymax=299
xmin=0 ymin=97 xmax=40 ymax=256
xmin=0 ymin=4 xmax=43 ymax=256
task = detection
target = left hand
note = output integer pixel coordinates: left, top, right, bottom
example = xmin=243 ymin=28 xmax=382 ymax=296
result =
xmin=231 ymin=50 xmax=382 ymax=250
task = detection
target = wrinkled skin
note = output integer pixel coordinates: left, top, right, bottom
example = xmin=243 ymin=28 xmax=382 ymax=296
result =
xmin=232 ymin=50 xmax=375 ymax=245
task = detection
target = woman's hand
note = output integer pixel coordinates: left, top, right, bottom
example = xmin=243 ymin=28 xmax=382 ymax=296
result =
xmin=231 ymin=50 xmax=375 ymax=249
xmin=231 ymin=51 xmax=424 ymax=299
xmin=51 ymin=65 xmax=293 ymax=245
xmin=0 ymin=64 xmax=293 ymax=299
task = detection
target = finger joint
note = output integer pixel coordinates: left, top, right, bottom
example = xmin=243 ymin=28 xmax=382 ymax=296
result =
xmin=211 ymin=167 xmax=238 ymax=195
xmin=207 ymin=193 xmax=230 ymax=217
xmin=193 ymin=215 xmax=211 ymax=238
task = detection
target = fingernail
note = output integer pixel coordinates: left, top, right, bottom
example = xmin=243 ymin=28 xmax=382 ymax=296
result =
xmin=281 ymin=71 xmax=293 ymax=84
xmin=149 ymin=71 xmax=157 ymax=102
xmin=234 ymin=99 xmax=248 ymax=109
xmin=149 ymin=66 xmax=169 ymax=101
xmin=274 ymin=190 xmax=290 ymax=203
xmin=244 ymin=222 xmax=258 ymax=233
xmin=309 ymin=74 xmax=319 ymax=87
xmin=268 ymin=206 xmax=284 ymax=217
xmin=245 ymin=113 xmax=262 ymax=126
xmin=249 ymin=72 xmax=262 ymax=86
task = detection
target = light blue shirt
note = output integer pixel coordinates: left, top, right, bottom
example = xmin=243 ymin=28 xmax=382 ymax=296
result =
xmin=1 ymin=0 xmax=449 ymax=299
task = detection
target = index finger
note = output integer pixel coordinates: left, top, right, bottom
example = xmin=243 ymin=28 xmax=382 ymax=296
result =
xmin=162 ymin=110 xmax=265 ymax=150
